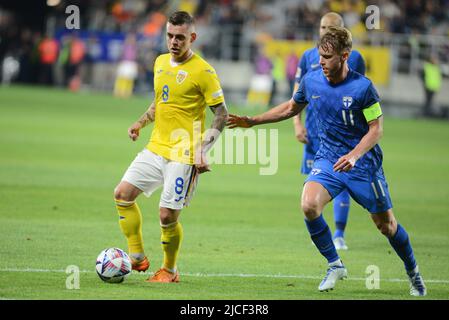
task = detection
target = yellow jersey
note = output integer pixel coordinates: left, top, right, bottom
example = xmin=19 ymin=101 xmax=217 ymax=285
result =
xmin=147 ymin=52 xmax=225 ymax=164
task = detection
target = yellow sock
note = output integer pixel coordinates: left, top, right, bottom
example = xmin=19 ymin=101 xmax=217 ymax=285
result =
xmin=115 ymin=199 xmax=144 ymax=257
xmin=161 ymin=222 xmax=183 ymax=272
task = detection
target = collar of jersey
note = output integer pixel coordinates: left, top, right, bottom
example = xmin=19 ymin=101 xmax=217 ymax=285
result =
xmin=322 ymin=68 xmax=353 ymax=87
xmin=170 ymin=51 xmax=195 ymax=67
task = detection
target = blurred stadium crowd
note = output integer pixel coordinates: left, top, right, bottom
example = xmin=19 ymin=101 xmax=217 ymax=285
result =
xmin=0 ymin=0 xmax=448 ymax=111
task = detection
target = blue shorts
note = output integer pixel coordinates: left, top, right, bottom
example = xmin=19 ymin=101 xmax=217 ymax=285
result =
xmin=305 ymin=158 xmax=393 ymax=214
xmin=301 ymin=146 xmax=315 ymax=175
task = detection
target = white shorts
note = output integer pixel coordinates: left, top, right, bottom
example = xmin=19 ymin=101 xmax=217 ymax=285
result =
xmin=121 ymin=149 xmax=199 ymax=210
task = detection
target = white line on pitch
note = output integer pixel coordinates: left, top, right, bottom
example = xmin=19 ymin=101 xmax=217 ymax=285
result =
xmin=1 ymin=267 xmax=449 ymax=284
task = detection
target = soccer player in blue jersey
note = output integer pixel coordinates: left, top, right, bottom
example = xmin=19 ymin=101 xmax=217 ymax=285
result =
xmin=227 ymin=26 xmax=426 ymax=296
xmin=293 ymin=12 xmax=366 ymax=251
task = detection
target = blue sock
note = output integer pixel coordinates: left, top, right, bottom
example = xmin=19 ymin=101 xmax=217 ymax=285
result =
xmin=333 ymin=190 xmax=350 ymax=239
xmin=305 ymin=215 xmax=339 ymax=264
xmin=388 ymin=224 xmax=417 ymax=272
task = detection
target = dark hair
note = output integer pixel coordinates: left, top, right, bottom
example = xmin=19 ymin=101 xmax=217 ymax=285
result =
xmin=318 ymin=26 xmax=352 ymax=54
xmin=168 ymin=11 xmax=195 ymax=26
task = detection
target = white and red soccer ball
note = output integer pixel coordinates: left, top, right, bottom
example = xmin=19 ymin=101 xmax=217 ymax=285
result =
xmin=95 ymin=248 xmax=132 ymax=283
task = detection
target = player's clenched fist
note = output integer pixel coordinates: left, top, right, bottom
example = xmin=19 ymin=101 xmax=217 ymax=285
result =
xmin=195 ymin=152 xmax=211 ymax=174
xmin=128 ymin=122 xmax=142 ymax=141
xmin=226 ymin=114 xmax=254 ymax=128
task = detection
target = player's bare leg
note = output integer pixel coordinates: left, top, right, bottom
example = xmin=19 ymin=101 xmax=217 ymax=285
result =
xmin=301 ymin=181 xmax=332 ymax=220
xmin=301 ymin=181 xmax=347 ymax=291
xmin=370 ymin=208 xmax=397 ymax=237
xmin=371 ymin=209 xmax=426 ymax=296
xmin=114 ymin=181 xmax=149 ymax=272
xmin=147 ymin=207 xmax=182 ymax=283
xmin=114 ymin=181 xmax=142 ymax=203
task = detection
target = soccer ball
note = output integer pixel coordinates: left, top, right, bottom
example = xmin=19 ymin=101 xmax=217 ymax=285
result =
xmin=95 ymin=247 xmax=132 ymax=283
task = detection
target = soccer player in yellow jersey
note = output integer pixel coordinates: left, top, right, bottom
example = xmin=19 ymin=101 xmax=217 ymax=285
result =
xmin=113 ymin=11 xmax=228 ymax=283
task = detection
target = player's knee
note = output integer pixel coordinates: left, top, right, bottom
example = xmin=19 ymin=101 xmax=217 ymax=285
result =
xmin=113 ymin=186 xmax=124 ymax=200
xmin=301 ymin=200 xmax=321 ymax=219
xmin=159 ymin=207 xmax=178 ymax=226
xmin=114 ymin=185 xmax=133 ymax=202
xmin=376 ymin=221 xmax=396 ymax=237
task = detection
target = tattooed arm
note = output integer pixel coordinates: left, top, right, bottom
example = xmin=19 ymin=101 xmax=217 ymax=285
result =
xmin=202 ymin=102 xmax=228 ymax=153
xmin=128 ymin=101 xmax=156 ymax=141
xmin=196 ymin=102 xmax=228 ymax=173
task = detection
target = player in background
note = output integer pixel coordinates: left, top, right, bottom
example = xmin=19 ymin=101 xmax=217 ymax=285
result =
xmin=113 ymin=11 xmax=228 ymax=283
xmin=293 ymin=12 xmax=366 ymax=250
xmin=227 ymin=26 xmax=426 ymax=296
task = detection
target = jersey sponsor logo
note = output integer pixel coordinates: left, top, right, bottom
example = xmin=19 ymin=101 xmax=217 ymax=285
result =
xmin=343 ymin=96 xmax=353 ymax=109
xmin=312 ymin=95 xmax=320 ymax=99
xmin=311 ymin=63 xmax=320 ymax=69
xmin=176 ymin=70 xmax=188 ymax=84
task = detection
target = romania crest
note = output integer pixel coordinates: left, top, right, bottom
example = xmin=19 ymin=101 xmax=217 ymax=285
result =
xmin=176 ymin=70 xmax=188 ymax=84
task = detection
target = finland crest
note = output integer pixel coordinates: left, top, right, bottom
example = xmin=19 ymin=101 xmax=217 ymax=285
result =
xmin=176 ymin=70 xmax=188 ymax=84
xmin=342 ymin=96 xmax=353 ymax=109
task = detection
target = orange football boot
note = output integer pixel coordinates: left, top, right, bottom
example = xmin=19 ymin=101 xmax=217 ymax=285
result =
xmin=131 ymin=256 xmax=150 ymax=272
xmin=146 ymin=268 xmax=180 ymax=283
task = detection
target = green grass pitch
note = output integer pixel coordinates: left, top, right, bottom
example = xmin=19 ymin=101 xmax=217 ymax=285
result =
xmin=0 ymin=85 xmax=448 ymax=300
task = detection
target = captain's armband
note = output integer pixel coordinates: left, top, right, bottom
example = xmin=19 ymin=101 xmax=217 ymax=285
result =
xmin=363 ymin=102 xmax=382 ymax=122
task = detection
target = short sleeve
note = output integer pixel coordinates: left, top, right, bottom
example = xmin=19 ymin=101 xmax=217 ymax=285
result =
xmin=362 ymin=82 xmax=380 ymax=109
xmin=362 ymin=83 xmax=382 ymax=122
xmin=295 ymin=54 xmax=308 ymax=84
xmin=198 ymin=67 xmax=225 ymax=106
xmin=293 ymin=77 xmax=308 ymax=104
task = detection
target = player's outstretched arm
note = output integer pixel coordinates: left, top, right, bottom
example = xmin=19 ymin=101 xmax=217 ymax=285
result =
xmin=202 ymin=102 xmax=228 ymax=153
xmin=128 ymin=101 xmax=155 ymax=141
xmin=293 ymin=112 xmax=308 ymax=144
xmin=196 ymin=102 xmax=229 ymax=174
xmin=333 ymin=116 xmax=384 ymax=172
xmin=291 ymin=82 xmax=309 ymax=144
xmin=227 ymin=99 xmax=305 ymax=129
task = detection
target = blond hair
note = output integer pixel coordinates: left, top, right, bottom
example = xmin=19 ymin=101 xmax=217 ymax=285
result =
xmin=318 ymin=26 xmax=352 ymax=54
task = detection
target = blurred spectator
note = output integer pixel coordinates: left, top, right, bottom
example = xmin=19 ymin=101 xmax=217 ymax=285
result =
xmin=254 ymin=44 xmax=272 ymax=75
xmin=1 ymin=55 xmax=20 ymax=85
xmin=83 ymin=34 xmax=103 ymax=87
xmin=38 ymin=34 xmax=58 ymax=85
xmin=16 ymin=29 xmax=35 ymax=83
xmin=270 ymin=50 xmax=285 ymax=105
xmin=286 ymin=50 xmax=299 ymax=95
xmin=68 ymin=34 xmax=86 ymax=91
xmin=142 ymin=11 xmax=166 ymax=38
xmin=1 ymin=0 xmax=449 ymax=96
xmin=58 ymin=33 xmax=85 ymax=90
xmin=114 ymin=33 xmax=138 ymax=98
xmin=420 ymin=55 xmax=442 ymax=117
xmin=136 ymin=37 xmax=158 ymax=94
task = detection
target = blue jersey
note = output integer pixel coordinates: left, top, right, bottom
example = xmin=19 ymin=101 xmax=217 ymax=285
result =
xmin=293 ymin=68 xmax=383 ymax=174
xmin=295 ymin=47 xmax=366 ymax=155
